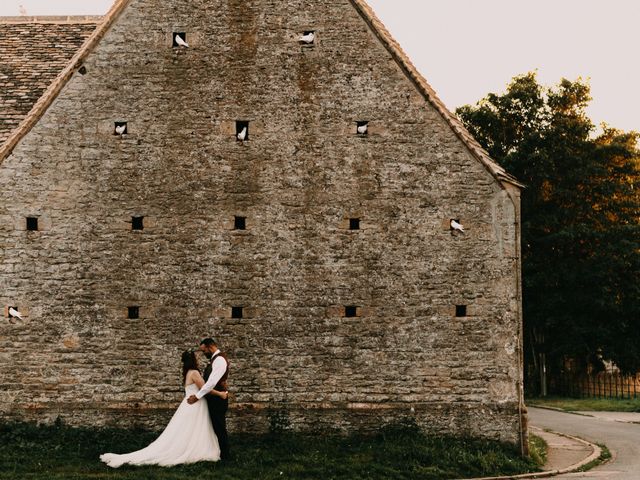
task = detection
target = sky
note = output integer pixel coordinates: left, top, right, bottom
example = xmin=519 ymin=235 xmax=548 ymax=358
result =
xmin=2 ymin=0 xmax=639 ymax=133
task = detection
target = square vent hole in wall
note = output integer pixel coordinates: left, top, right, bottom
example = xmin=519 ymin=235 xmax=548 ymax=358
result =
xmin=356 ymin=121 xmax=369 ymax=135
xmin=349 ymin=218 xmax=360 ymax=230
xmin=114 ymin=121 xmax=127 ymax=136
xmin=345 ymin=306 xmax=358 ymax=318
xmin=450 ymin=219 xmax=465 ymax=234
xmin=26 ymin=217 xmax=38 ymax=231
xmin=234 ymin=216 xmax=246 ymax=230
xmin=236 ymin=121 xmax=249 ymax=141
xmin=7 ymin=306 xmax=22 ymax=320
xmin=128 ymin=306 xmax=140 ymax=319
xmin=132 ymin=216 xmax=144 ymax=231
xmin=231 ymin=306 xmax=244 ymax=319
xmin=455 ymin=305 xmax=467 ymax=318
xmin=173 ymin=32 xmax=188 ymax=48
xmin=299 ymin=30 xmax=316 ymax=46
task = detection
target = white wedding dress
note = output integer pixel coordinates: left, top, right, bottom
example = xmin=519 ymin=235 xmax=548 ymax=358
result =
xmin=100 ymin=382 xmax=220 ymax=468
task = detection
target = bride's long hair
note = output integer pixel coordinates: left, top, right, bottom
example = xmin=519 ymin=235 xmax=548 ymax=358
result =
xmin=181 ymin=350 xmax=199 ymax=383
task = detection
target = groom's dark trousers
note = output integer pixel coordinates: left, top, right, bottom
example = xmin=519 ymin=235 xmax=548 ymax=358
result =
xmin=203 ymin=351 xmax=230 ymax=460
xmin=205 ymin=394 xmax=230 ymax=460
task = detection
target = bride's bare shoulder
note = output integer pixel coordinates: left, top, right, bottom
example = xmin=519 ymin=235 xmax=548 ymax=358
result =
xmin=188 ymin=369 xmax=205 ymax=388
xmin=185 ymin=369 xmax=203 ymax=385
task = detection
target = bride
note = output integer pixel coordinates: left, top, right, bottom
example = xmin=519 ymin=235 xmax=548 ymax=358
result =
xmin=100 ymin=350 xmax=228 ymax=468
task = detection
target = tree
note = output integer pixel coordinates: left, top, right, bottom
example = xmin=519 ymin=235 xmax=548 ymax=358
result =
xmin=457 ymin=73 xmax=640 ymax=393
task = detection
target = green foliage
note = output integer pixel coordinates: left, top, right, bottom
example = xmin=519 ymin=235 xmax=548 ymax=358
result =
xmin=0 ymin=421 xmax=540 ymax=479
xmin=457 ymin=73 xmax=640 ymax=384
xmin=527 ymin=434 xmax=548 ymax=467
xmin=578 ymin=443 xmax=612 ymax=472
xmin=267 ymin=408 xmax=292 ymax=435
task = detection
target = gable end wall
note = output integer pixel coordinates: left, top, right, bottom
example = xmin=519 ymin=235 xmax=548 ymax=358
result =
xmin=0 ymin=0 xmax=524 ymax=447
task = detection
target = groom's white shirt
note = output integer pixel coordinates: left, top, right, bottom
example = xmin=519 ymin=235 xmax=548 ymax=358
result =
xmin=195 ymin=349 xmax=228 ymax=400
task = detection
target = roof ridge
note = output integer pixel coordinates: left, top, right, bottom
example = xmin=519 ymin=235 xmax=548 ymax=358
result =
xmin=0 ymin=15 xmax=102 ymax=24
xmin=349 ymin=0 xmax=523 ymax=188
xmin=0 ymin=0 xmax=131 ymax=164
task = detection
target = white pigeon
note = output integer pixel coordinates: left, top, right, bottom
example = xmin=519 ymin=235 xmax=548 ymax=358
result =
xmin=8 ymin=307 xmax=24 ymax=320
xmin=450 ymin=219 xmax=465 ymax=233
xmin=175 ymin=34 xmax=189 ymax=48
xmin=299 ymin=32 xmax=315 ymax=44
xmin=115 ymin=124 xmax=126 ymax=136
xmin=357 ymin=123 xmax=368 ymax=135
xmin=237 ymin=126 xmax=247 ymax=141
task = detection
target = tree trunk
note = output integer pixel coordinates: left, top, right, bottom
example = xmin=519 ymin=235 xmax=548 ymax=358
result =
xmin=539 ymin=352 xmax=548 ymax=397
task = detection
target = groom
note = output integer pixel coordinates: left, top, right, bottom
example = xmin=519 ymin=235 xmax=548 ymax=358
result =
xmin=187 ymin=337 xmax=230 ymax=460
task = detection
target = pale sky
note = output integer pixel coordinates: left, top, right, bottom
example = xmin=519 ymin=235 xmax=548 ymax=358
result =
xmin=2 ymin=0 xmax=639 ymax=133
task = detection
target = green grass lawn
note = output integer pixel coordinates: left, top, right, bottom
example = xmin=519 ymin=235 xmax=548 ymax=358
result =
xmin=527 ymin=433 xmax=548 ymax=467
xmin=527 ymin=396 xmax=640 ymax=412
xmin=578 ymin=443 xmax=612 ymax=473
xmin=0 ymin=421 xmax=542 ymax=480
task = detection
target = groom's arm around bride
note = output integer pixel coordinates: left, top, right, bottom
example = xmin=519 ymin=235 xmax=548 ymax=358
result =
xmin=186 ymin=343 xmax=228 ymax=404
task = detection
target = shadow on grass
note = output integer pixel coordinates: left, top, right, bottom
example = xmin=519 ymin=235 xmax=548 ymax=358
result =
xmin=0 ymin=420 xmax=541 ymax=480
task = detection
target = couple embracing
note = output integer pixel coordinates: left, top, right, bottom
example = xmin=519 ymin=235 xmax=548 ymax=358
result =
xmin=100 ymin=338 xmax=231 ymax=468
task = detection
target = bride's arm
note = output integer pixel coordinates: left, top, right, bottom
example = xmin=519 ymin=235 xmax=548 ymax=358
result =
xmin=210 ymin=390 xmax=229 ymax=400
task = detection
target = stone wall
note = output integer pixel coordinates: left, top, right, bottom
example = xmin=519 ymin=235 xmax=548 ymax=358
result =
xmin=0 ymin=0 xmax=524 ymax=445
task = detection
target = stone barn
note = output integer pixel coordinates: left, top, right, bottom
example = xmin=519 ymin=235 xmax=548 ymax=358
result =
xmin=0 ymin=0 xmax=527 ymax=451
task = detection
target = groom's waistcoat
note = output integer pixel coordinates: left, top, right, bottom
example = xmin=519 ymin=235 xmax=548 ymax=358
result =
xmin=204 ymin=352 xmax=229 ymax=392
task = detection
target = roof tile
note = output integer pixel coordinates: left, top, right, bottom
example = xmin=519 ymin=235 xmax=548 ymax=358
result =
xmin=0 ymin=19 xmax=97 ymax=144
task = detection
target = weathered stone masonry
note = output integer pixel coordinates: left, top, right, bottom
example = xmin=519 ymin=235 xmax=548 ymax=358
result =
xmin=0 ymin=0 xmax=526 ymax=448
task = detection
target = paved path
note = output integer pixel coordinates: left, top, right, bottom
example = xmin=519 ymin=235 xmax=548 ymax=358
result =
xmin=529 ymin=407 xmax=640 ymax=479
xmin=576 ymin=412 xmax=640 ymax=425
xmin=530 ymin=426 xmax=596 ymax=472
